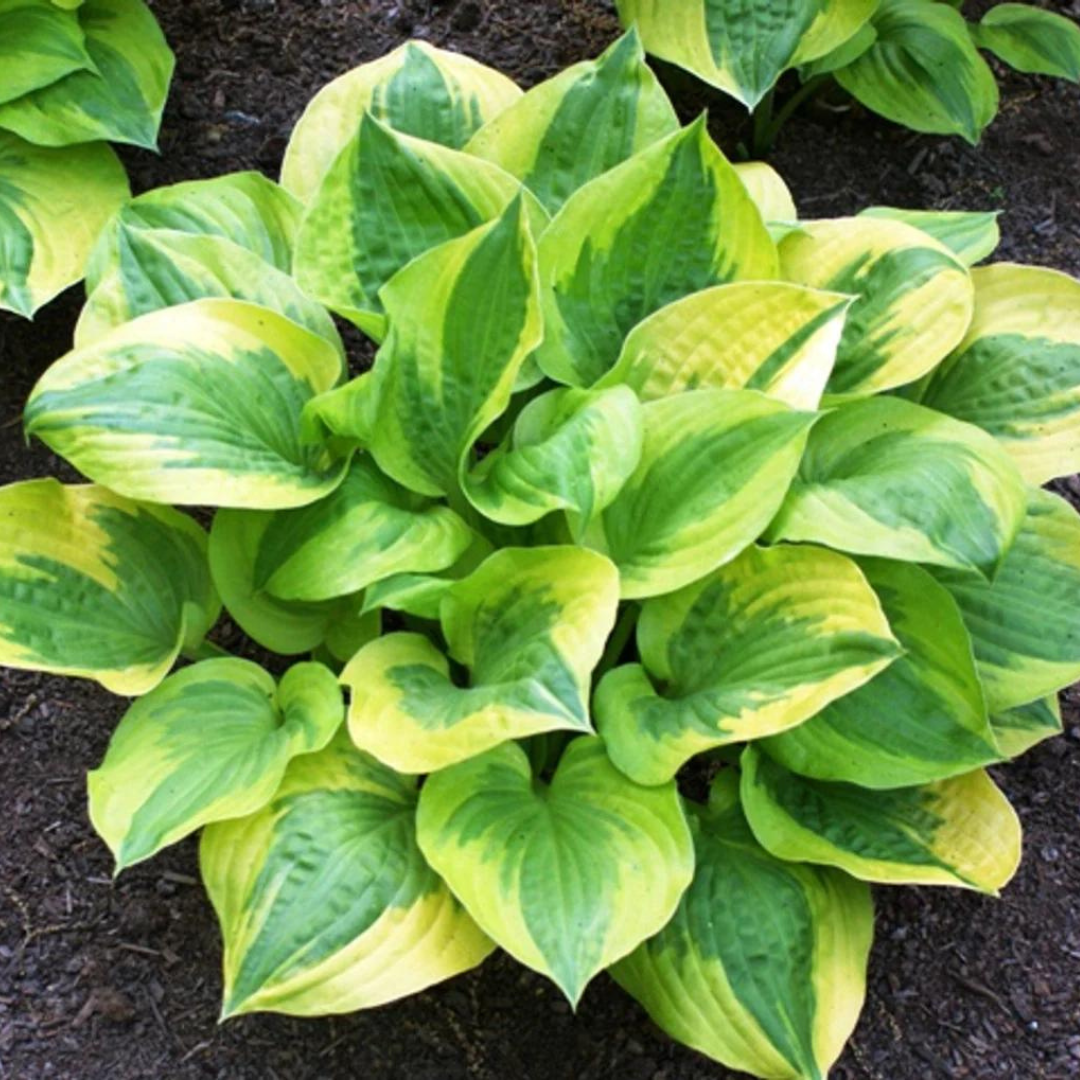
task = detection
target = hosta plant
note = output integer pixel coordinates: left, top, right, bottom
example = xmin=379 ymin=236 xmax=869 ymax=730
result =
xmin=0 ymin=0 xmax=173 ymax=317
xmin=616 ymin=0 xmax=1080 ymax=150
xmin=4 ymin=33 xmax=1080 ymax=1080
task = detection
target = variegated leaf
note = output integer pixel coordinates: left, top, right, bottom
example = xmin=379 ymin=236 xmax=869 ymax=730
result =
xmin=0 ymin=0 xmax=93 ymax=105
xmin=858 ymin=206 xmax=1000 ymax=267
xmin=991 ymin=696 xmax=1063 ymax=759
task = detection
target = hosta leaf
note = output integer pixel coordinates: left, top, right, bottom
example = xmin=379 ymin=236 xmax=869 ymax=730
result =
xmin=858 ymin=206 xmax=1000 ymax=267
xmin=835 ymin=0 xmax=998 ymax=143
xmin=416 ymin=737 xmax=693 ymax=1006
xmin=212 ymin=456 xmax=473 ymax=604
xmin=919 ymin=264 xmax=1080 ymax=485
xmin=613 ymin=774 xmax=872 ymax=1080
xmin=930 ymin=489 xmax=1080 ymax=711
xmin=293 ymin=113 xmax=541 ymax=338
xmin=465 ymin=29 xmax=678 ymax=214
xmin=0 ymin=0 xmax=174 ymax=149
xmin=732 ymin=160 xmax=798 ymax=224
xmin=0 ymin=479 xmax=218 ymax=695
xmin=75 ymin=228 xmax=343 ymax=353
xmin=991 ymin=695 xmax=1062 ymax=759
xmin=767 ymin=396 xmax=1027 ymax=576
xmin=25 ymin=299 xmax=348 ymax=510
xmin=779 ymin=216 xmax=974 ymax=396
xmin=0 ymin=0 xmax=93 ymax=105
xmin=281 ymin=39 xmax=521 ymax=203
xmin=344 ymin=546 xmax=619 ymax=773
xmin=201 ymin=730 xmax=494 ymax=1018
xmin=595 ymin=544 xmax=899 ymax=786
xmin=764 ymin=559 xmax=998 ymax=789
xmin=972 ymin=4 xmax=1080 ymax=81
xmin=584 ymin=389 xmax=817 ymax=598
xmin=535 ymin=119 xmax=778 ymax=387
xmin=615 ymin=0 xmax=878 ymax=108
xmin=86 ymin=172 xmax=302 ymax=283
xmin=0 ymin=131 xmax=128 ymax=317
xmin=89 ymin=659 xmax=343 ymax=870
xmin=742 ymin=748 xmax=1022 ymax=893
xmin=208 ymin=508 xmax=363 ymax=656
xmin=463 ymin=385 xmax=644 ymax=528
xmin=598 ymin=282 xmax=850 ymax=410
xmin=346 ymin=199 xmax=542 ymax=498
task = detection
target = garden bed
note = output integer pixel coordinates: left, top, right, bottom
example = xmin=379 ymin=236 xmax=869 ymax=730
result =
xmin=2 ymin=1 xmax=1079 ymax=1077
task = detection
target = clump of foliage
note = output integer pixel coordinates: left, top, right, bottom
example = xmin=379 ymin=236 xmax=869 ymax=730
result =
xmin=4 ymin=33 xmax=1080 ymax=1080
xmin=0 ymin=0 xmax=173 ymax=317
xmin=617 ymin=0 xmax=1080 ymax=150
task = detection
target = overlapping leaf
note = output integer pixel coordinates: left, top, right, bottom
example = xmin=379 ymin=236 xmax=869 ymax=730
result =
xmin=0 ymin=0 xmax=94 ymax=105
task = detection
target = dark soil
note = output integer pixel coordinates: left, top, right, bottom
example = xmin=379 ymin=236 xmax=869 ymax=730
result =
xmin=3 ymin=2 xmax=1080 ymax=1078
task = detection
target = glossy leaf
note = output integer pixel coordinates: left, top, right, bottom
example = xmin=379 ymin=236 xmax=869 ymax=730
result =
xmin=202 ymin=730 xmax=494 ymax=1017
xmin=930 ymin=490 xmax=1080 ymax=711
xmin=294 ymin=113 xmax=539 ymax=337
xmin=614 ymin=774 xmax=873 ymax=1080
xmin=767 ymin=396 xmax=1027 ymax=576
xmin=779 ymin=216 xmax=974 ymax=396
xmin=919 ymin=264 xmax=1080 ymax=485
xmin=858 ymin=206 xmax=1000 ymax=266
xmin=742 ymin=748 xmax=1022 ymax=893
xmin=89 ymin=659 xmax=343 ymax=870
xmin=584 ymin=390 xmax=817 ymax=598
xmin=595 ymin=543 xmax=899 ymax=786
xmin=0 ymin=131 xmax=128 ymax=317
xmin=0 ymin=479 xmax=218 ymax=695
xmin=281 ymin=39 xmax=522 ymax=202
xmin=25 ymin=299 xmax=348 ymax=509
xmin=416 ymin=737 xmax=693 ymax=1005
xmin=764 ymin=559 xmax=999 ymax=789
xmin=344 ymin=546 xmax=619 ymax=773
xmin=535 ymin=119 xmax=779 ymax=387
xmin=598 ymin=282 xmax=850 ymax=410
xmin=972 ymin=4 xmax=1080 ymax=81
xmin=0 ymin=0 xmax=174 ymax=149
xmin=465 ymin=29 xmax=678 ymax=214
xmin=835 ymin=0 xmax=999 ymax=143
xmin=0 ymin=0 xmax=93 ymax=105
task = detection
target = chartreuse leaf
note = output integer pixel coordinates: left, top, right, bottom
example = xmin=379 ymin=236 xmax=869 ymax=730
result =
xmin=201 ymin=729 xmax=494 ymax=1018
xmin=595 ymin=544 xmax=899 ymax=787
xmin=858 ymin=207 xmax=1000 ymax=267
xmin=767 ymin=396 xmax=1027 ymax=576
xmin=281 ymin=39 xmax=521 ymax=203
xmin=75 ymin=229 xmax=343 ymax=353
xmin=417 ymin=737 xmax=693 ymax=1006
xmin=598 ymin=283 xmax=850 ymax=410
xmin=835 ymin=0 xmax=998 ymax=143
xmin=764 ymin=559 xmax=999 ymax=789
xmin=535 ymin=119 xmax=779 ymax=387
xmin=344 ymin=546 xmax=619 ymax=773
xmin=930 ymin=490 xmax=1080 ymax=712
xmin=0 ymin=0 xmax=93 ymax=105
xmin=463 ymin=386 xmax=643 ymax=528
xmin=208 ymin=508 xmax=363 ymax=656
xmin=465 ymin=30 xmax=678 ymax=215
xmin=0 ymin=0 xmax=174 ymax=149
xmin=86 ymin=172 xmax=302 ymax=284
xmin=583 ymin=390 xmax=817 ymax=599
xmin=89 ymin=659 xmax=343 ymax=871
xmin=991 ymin=696 xmax=1062 ymax=759
xmin=213 ymin=456 xmax=473 ymax=604
xmin=613 ymin=773 xmax=872 ymax=1080
xmin=0 ymin=131 xmax=128 ymax=317
xmin=294 ymin=113 xmax=542 ymax=338
xmin=919 ymin=265 xmax=1080 ymax=485
xmin=779 ymin=216 xmax=974 ymax=396
xmin=0 ymin=479 xmax=218 ymax=695
xmin=742 ymin=748 xmax=1022 ymax=894
xmin=732 ymin=161 xmax=798 ymax=224
xmin=972 ymin=4 xmax=1080 ymax=81
xmin=25 ymin=299 xmax=348 ymax=509
xmin=615 ymin=0 xmax=877 ymax=108
xmin=342 ymin=199 xmax=542 ymax=498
